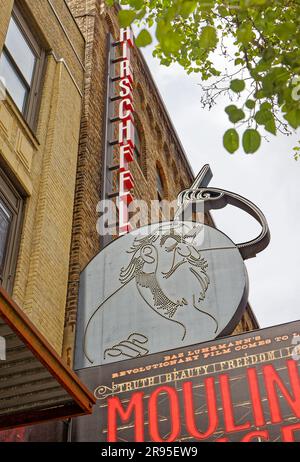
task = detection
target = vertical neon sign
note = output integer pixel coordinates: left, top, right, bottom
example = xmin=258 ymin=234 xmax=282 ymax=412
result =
xmin=117 ymin=27 xmax=135 ymax=235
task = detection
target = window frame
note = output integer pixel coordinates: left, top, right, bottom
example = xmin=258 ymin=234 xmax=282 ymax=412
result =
xmin=1 ymin=4 xmax=45 ymax=129
xmin=0 ymin=168 xmax=23 ymax=294
xmin=134 ymin=127 xmax=142 ymax=169
xmin=156 ymin=168 xmax=165 ymax=202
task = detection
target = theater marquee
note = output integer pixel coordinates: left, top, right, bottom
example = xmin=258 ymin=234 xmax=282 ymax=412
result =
xmin=72 ymin=320 xmax=300 ymax=442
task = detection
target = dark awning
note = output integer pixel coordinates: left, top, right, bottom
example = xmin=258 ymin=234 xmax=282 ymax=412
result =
xmin=0 ymin=287 xmax=95 ymax=430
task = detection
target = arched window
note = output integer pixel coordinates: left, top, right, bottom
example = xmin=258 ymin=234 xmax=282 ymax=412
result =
xmin=136 ymin=83 xmax=145 ymax=108
xmin=146 ymin=104 xmax=154 ymax=128
xmin=134 ymin=126 xmax=142 ymax=170
xmin=163 ymin=143 xmax=170 ymax=162
xmin=133 ymin=115 xmax=147 ymax=178
xmin=172 ymin=159 xmax=179 ymax=182
xmin=155 ymin=123 xmax=162 ymax=149
xmin=105 ymin=14 xmax=117 ymax=40
xmin=156 ymin=167 xmax=165 ymax=202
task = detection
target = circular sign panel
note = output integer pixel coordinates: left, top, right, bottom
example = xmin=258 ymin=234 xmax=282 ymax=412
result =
xmin=75 ymin=221 xmax=248 ymax=368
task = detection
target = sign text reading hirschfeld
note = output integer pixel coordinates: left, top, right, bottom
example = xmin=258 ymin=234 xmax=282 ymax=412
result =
xmin=72 ymin=321 xmax=300 ymax=442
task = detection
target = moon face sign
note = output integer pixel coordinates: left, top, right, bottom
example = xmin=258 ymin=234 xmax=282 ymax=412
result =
xmin=75 ymin=221 xmax=249 ymax=368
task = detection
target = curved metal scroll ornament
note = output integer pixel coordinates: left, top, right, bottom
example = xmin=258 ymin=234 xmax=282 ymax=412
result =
xmin=175 ymin=165 xmax=270 ymax=261
xmin=104 ymin=333 xmax=149 ymax=360
xmin=94 ymin=384 xmax=117 ymax=401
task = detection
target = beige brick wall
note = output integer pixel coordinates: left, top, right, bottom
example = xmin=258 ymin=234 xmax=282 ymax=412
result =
xmin=14 ymin=58 xmax=82 ymax=350
xmin=0 ymin=0 xmax=85 ymax=353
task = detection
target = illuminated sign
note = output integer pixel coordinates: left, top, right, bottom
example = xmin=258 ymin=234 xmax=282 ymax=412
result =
xmin=117 ymin=27 xmax=135 ymax=235
xmin=72 ymin=320 xmax=300 ymax=442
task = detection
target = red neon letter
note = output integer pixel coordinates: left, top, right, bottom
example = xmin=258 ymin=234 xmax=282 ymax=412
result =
xmin=120 ymin=59 xmax=133 ymax=82
xmin=119 ymin=78 xmax=132 ymax=98
xmin=119 ymin=98 xmax=134 ymax=122
xmin=119 ymin=119 xmax=135 ymax=148
xmin=247 ymin=368 xmax=265 ymax=427
xmin=120 ymin=170 xmax=134 ymax=193
xmin=107 ymin=392 xmax=144 ymax=442
xmin=183 ymin=379 xmax=218 ymax=440
xmin=148 ymin=386 xmax=180 ymax=442
xmin=120 ymin=144 xmax=134 ymax=171
xmin=281 ymin=423 xmax=300 ymax=442
xmin=264 ymin=360 xmax=300 ymax=424
xmin=120 ymin=27 xmax=134 ymax=47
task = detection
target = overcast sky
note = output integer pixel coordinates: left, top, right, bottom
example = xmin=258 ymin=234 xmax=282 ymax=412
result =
xmin=141 ymin=45 xmax=300 ymax=329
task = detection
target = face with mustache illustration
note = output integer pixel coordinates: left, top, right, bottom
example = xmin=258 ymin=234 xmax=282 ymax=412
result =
xmin=75 ymin=221 xmax=248 ymax=368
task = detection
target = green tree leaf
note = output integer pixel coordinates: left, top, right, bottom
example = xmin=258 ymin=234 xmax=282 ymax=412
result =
xmin=156 ymin=20 xmax=168 ymax=43
xmin=118 ymin=10 xmax=136 ymax=28
xmin=284 ymin=109 xmax=300 ymax=129
xmin=262 ymin=68 xmax=290 ymax=97
xmin=223 ymin=129 xmax=239 ymax=154
xmin=260 ymin=102 xmax=272 ymax=111
xmin=218 ymin=6 xmax=228 ymax=17
xmin=255 ymin=109 xmax=273 ymax=125
xmin=225 ymin=105 xmax=245 ymax=123
xmin=231 ymin=110 xmax=245 ymax=123
xmin=199 ymin=26 xmax=218 ymax=51
xmin=180 ymin=1 xmax=198 ymax=18
xmin=243 ymin=129 xmax=261 ymax=154
xmin=135 ymin=29 xmax=152 ymax=47
xmin=156 ymin=20 xmax=184 ymax=53
xmin=230 ymin=79 xmax=245 ymax=93
xmin=245 ymin=100 xmax=256 ymax=109
xmin=262 ymin=47 xmax=275 ymax=62
xmin=275 ymin=23 xmax=297 ymax=41
xmin=265 ymin=119 xmax=277 ymax=135
xmin=236 ymin=23 xmax=255 ymax=45
xmin=129 ymin=0 xmax=144 ymax=9
xmin=162 ymin=31 xmax=183 ymax=53
xmin=225 ymin=105 xmax=237 ymax=115
xmin=234 ymin=57 xmax=244 ymax=66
